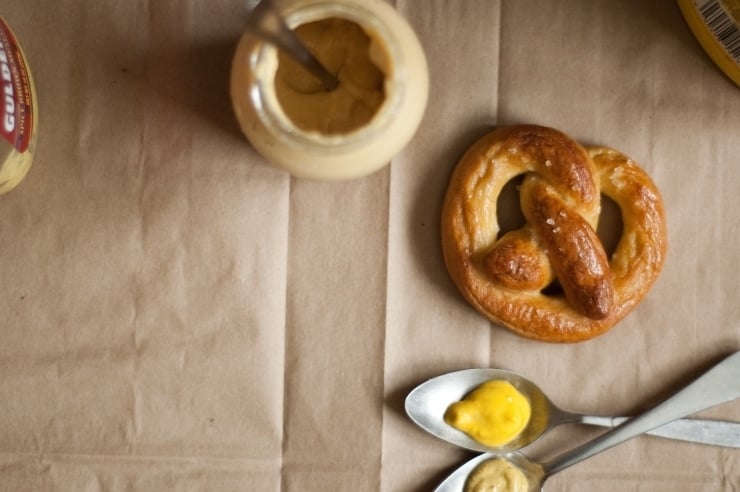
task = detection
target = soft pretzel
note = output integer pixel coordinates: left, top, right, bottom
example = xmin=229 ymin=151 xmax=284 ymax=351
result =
xmin=441 ymin=125 xmax=667 ymax=342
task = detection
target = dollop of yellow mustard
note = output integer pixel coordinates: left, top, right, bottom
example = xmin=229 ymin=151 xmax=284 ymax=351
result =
xmin=444 ymin=380 xmax=531 ymax=447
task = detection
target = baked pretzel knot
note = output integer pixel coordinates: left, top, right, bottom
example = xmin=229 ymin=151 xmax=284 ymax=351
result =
xmin=441 ymin=125 xmax=667 ymax=342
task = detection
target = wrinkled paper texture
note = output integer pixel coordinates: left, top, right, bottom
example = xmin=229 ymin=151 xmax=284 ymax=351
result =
xmin=1 ymin=1 xmax=739 ymax=491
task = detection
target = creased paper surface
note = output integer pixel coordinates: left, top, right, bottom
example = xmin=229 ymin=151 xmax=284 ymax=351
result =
xmin=1 ymin=1 xmax=739 ymax=491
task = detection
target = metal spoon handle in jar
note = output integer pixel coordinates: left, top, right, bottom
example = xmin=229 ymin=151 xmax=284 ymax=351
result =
xmin=545 ymin=351 xmax=740 ymax=476
xmin=244 ymin=0 xmax=338 ymax=91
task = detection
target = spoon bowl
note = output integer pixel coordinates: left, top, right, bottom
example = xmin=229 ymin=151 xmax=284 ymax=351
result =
xmin=405 ymin=369 xmax=556 ymax=453
xmin=434 ymin=452 xmax=545 ymax=492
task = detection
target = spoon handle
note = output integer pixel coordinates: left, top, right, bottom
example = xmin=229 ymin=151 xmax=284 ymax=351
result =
xmin=546 ymin=351 xmax=740 ymax=475
xmin=244 ymin=0 xmax=338 ymax=90
xmin=581 ymin=416 xmax=740 ymax=448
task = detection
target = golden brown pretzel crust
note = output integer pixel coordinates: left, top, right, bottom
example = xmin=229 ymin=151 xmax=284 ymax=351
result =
xmin=441 ymin=125 xmax=667 ymax=342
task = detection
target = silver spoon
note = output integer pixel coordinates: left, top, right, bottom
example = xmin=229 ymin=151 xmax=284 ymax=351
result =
xmin=432 ymin=351 xmax=740 ymax=491
xmin=406 ymin=367 xmax=740 ymax=452
xmin=244 ymin=0 xmax=339 ymax=91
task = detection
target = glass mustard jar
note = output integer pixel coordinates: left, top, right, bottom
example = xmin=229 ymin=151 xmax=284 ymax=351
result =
xmin=0 ymin=17 xmax=38 ymax=195
xmin=230 ymin=0 xmax=429 ymax=180
xmin=678 ymin=0 xmax=740 ymax=86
